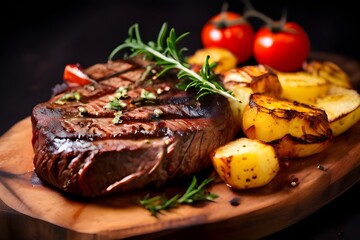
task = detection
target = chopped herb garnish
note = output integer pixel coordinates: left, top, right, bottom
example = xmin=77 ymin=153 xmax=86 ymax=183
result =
xmin=55 ymin=91 xmax=81 ymax=105
xmin=108 ymin=23 xmax=238 ymax=102
xmin=138 ymin=176 xmax=218 ymax=216
xmin=85 ymin=85 xmax=96 ymax=91
xmin=112 ymin=111 xmax=123 ymax=124
xmin=115 ymin=87 xmax=129 ymax=99
xmin=131 ymin=89 xmax=157 ymax=106
xmin=153 ymin=108 xmax=163 ymax=117
xmin=140 ymin=89 xmax=156 ymax=100
xmin=78 ymin=106 xmax=88 ymax=116
xmin=104 ymin=99 xmax=127 ymax=111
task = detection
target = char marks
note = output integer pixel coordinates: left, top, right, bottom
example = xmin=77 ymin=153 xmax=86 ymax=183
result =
xmin=31 ymin=57 xmax=237 ymax=197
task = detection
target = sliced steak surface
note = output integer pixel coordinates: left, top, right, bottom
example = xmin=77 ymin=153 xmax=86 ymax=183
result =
xmin=31 ymin=58 xmax=237 ymax=197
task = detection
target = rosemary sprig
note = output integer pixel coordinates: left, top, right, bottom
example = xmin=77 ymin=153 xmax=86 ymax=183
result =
xmin=138 ymin=176 xmax=218 ymax=216
xmin=108 ymin=23 xmax=238 ymax=102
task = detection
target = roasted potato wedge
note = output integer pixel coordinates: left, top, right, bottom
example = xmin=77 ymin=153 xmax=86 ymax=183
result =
xmin=187 ymin=47 xmax=237 ymax=73
xmin=222 ymin=65 xmax=282 ymax=97
xmin=315 ymin=85 xmax=360 ymax=136
xmin=241 ymin=93 xmax=332 ymax=159
xmin=276 ymin=71 xmax=329 ymax=105
xmin=211 ymin=137 xmax=279 ymax=189
xmin=222 ymin=65 xmax=282 ymax=128
xmin=303 ymin=60 xmax=352 ymax=88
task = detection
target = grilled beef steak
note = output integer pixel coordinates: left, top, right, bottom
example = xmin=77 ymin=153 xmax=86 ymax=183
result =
xmin=31 ymin=58 xmax=237 ymax=197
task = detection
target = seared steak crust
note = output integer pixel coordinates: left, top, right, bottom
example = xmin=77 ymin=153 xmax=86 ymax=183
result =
xmin=31 ymin=58 xmax=236 ymax=197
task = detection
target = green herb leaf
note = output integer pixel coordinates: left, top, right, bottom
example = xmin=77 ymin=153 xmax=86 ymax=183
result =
xmin=104 ymin=99 xmax=127 ymax=111
xmin=108 ymin=23 xmax=238 ymax=102
xmin=131 ymin=89 xmax=157 ymax=106
xmin=78 ymin=106 xmax=88 ymax=116
xmin=112 ymin=111 xmax=123 ymax=124
xmin=138 ymin=176 xmax=218 ymax=216
xmin=55 ymin=91 xmax=81 ymax=105
xmin=115 ymin=87 xmax=129 ymax=99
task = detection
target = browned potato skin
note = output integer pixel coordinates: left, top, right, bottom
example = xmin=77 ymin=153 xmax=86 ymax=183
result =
xmin=221 ymin=65 xmax=283 ymax=131
xmin=242 ymin=93 xmax=333 ymax=160
xmin=211 ymin=138 xmax=279 ymax=189
xmin=314 ymin=85 xmax=360 ymax=136
xmin=222 ymin=65 xmax=282 ymax=98
xmin=303 ymin=60 xmax=353 ymax=89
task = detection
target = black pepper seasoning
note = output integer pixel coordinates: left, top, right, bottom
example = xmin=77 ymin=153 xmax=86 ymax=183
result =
xmin=229 ymin=197 xmax=241 ymax=206
xmin=317 ymin=165 xmax=326 ymax=171
xmin=289 ymin=175 xmax=299 ymax=187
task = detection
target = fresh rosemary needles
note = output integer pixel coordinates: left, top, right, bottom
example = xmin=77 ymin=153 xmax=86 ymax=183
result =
xmin=108 ymin=23 xmax=238 ymax=102
xmin=108 ymin=23 xmax=233 ymax=216
xmin=138 ymin=176 xmax=218 ymax=216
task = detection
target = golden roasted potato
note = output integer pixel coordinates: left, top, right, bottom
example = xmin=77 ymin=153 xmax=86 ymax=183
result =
xmin=315 ymin=85 xmax=360 ymax=136
xmin=211 ymin=137 xmax=279 ymax=189
xmin=241 ymin=93 xmax=333 ymax=159
xmin=303 ymin=60 xmax=352 ymax=88
xmin=187 ymin=47 xmax=237 ymax=73
xmin=222 ymin=65 xmax=282 ymax=97
xmin=221 ymin=65 xmax=282 ymax=129
xmin=276 ymin=71 xmax=329 ymax=105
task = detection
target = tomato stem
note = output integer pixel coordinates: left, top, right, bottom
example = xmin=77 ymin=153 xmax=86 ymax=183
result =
xmin=244 ymin=9 xmax=286 ymax=32
xmin=241 ymin=0 xmax=287 ymax=32
xmin=219 ymin=1 xmax=229 ymax=24
xmin=211 ymin=1 xmax=248 ymax=29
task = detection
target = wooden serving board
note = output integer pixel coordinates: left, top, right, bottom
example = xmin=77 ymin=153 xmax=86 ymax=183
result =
xmin=1 ymin=53 xmax=360 ymax=240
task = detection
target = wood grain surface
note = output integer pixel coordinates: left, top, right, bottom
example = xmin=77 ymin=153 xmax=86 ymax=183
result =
xmin=0 ymin=53 xmax=360 ymax=240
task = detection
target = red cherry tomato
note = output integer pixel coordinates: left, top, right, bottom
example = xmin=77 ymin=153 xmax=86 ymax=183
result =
xmin=63 ymin=64 xmax=92 ymax=87
xmin=253 ymin=22 xmax=310 ymax=72
xmin=201 ymin=11 xmax=255 ymax=64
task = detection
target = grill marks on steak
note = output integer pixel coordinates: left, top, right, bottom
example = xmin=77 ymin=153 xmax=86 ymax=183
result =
xmin=31 ymin=58 xmax=236 ymax=197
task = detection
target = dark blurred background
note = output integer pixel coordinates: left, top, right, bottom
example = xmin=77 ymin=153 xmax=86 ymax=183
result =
xmin=1 ymin=0 xmax=360 ymax=239
xmin=1 ymin=0 xmax=360 ymax=134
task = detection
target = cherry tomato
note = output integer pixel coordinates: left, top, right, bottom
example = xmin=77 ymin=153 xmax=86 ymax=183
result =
xmin=63 ymin=64 xmax=92 ymax=87
xmin=201 ymin=11 xmax=255 ymax=64
xmin=253 ymin=22 xmax=310 ymax=72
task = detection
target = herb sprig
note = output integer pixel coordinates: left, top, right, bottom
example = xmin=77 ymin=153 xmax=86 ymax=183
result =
xmin=108 ymin=23 xmax=238 ymax=101
xmin=138 ymin=176 xmax=218 ymax=216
